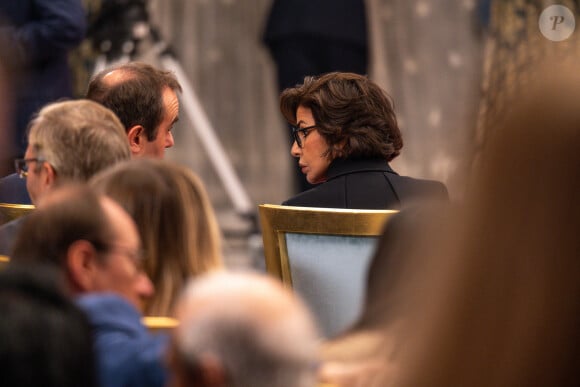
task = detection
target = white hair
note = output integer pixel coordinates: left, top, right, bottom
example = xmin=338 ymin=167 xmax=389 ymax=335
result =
xmin=174 ymin=270 xmax=320 ymax=387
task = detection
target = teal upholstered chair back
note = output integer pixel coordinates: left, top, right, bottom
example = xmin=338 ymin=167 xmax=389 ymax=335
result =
xmin=258 ymin=204 xmax=397 ymax=337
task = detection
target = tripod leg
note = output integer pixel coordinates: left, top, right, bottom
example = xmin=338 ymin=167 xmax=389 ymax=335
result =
xmin=160 ymin=56 xmax=254 ymax=217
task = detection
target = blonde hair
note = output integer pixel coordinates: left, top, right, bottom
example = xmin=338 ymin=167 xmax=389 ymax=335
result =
xmin=91 ymin=159 xmax=223 ymax=316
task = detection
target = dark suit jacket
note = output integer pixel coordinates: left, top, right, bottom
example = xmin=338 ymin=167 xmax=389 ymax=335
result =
xmin=263 ymin=0 xmax=367 ymax=48
xmin=0 ymin=0 xmax=86 ymax=153
xmin=282 ymin=158 xmax=448 ymax=209
xmin=0 ymin=173 xmax=32 ymax=204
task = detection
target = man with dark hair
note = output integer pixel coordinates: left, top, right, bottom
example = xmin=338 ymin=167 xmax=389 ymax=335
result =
xmin=11 ymin=184 xmax=167 ymax=387
xmin=0 ymin=262 xmax=97 ymax=387
xmin=87 ymin=61 xmax=182 ymax=158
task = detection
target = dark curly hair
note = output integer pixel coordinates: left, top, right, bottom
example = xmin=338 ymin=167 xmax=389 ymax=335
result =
xmin=280 ymin=72 xmax=403 ymax=161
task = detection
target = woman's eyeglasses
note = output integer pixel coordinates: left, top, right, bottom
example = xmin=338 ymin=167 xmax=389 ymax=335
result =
xmin=291 ymin=125 xmax=317 ymax=148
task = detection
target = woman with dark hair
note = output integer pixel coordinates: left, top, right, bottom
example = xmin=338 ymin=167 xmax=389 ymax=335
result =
xmin=280 ymin=72 xmax=447 ymax=209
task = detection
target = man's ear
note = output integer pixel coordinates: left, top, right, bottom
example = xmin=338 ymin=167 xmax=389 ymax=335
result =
xmin=32 ymin=162 xmax=58 ymax=202
xmin=127 ymin=125 xmax=146 ymax=155
xmin=41 ymin=162 xmax=57 ymax=189
xmin=66 ymin=240 xmax=101 ymax=293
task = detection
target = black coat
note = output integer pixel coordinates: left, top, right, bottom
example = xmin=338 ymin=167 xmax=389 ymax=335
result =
xmin=282 ymin=158 xmax=448 ymax=209
xmin=263 ymin=0 xmax=368 ymax=48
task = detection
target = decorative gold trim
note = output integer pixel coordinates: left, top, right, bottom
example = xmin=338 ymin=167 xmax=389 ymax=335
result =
xmin=258 ymin=204 xmax=398 ymax=287
xmin=0 ymin=203 xmax=35 ymax=224
xmin=142 ymin=316 xmax=179 ymax=330
xmin=0 ymin=203 xmax=35 ymax=209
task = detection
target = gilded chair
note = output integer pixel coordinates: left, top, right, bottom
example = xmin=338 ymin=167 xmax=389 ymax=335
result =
xmin=142 ymin=316 xmax=179 ymax=333
xmin=0 ymin=255 xmax=9 ymax=270
xmin=0 ymin=203 xmax=35 ymax=225
xmin=258 ymin=204 xmax=397 ymax=337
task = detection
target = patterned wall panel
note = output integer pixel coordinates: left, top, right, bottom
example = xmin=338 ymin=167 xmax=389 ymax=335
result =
xmin=149 ymin=0 xmax=483 ymax=207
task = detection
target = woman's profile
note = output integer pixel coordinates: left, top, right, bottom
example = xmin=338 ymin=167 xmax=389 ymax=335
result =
xmin=279 ymin=72 xmax=448 ymax=209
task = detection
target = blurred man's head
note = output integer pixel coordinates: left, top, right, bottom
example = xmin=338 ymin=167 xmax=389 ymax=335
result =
xmin=0 ymin=263 xmax=97 ymax=387
xmin=169 ymin=271 xmax=319 ymax=387
xmin=20 ymin=99 xmax=130 ymax=204
xmin=87 ymin=62 xmax=181 ymax=158
xmin=11 ymin=185 xmax=154 ymax=310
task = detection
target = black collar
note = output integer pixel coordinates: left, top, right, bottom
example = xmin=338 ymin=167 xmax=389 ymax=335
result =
xmin=325 ymin=158 xmax=398 ymax=180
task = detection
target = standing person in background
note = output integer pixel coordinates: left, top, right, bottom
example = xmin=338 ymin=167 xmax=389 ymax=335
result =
xmin=91 ymin=159 xmax=224 ymax=317
xmin=0 ymin=0 xmax=86 ymax=161
xmin=280 ymin=72 xmax=447 ymax=209
xmin=0 ymin=0 xmax=86 ymax=203
xmin=263 ymin=0 xmax=369 ymax=194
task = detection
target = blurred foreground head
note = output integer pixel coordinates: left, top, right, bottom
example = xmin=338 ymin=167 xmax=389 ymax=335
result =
xmin=0 ymin=263 xmax=96 ymax=387
xmin=170 ymin=271 xmax=319 ymax=387
xmin=396 ymin=62 xmax=580 ymax=387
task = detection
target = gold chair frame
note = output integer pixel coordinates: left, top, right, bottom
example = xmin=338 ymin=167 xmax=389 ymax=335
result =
xmin=0 ymin=203 xmax=35 ymax=225
xmin=258 ymin=204 xmax=398 ymax=286
xmin=142 ymin=316 xmax=179 ymax=332
xmin=0 ymin=255 xmax=9 ymax=270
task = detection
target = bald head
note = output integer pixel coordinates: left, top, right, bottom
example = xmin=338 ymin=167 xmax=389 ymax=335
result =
xmin=172 ymin=271 xmax=319 ymax=387
xmin=98 ymin=68 xmax=135 ymax=86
